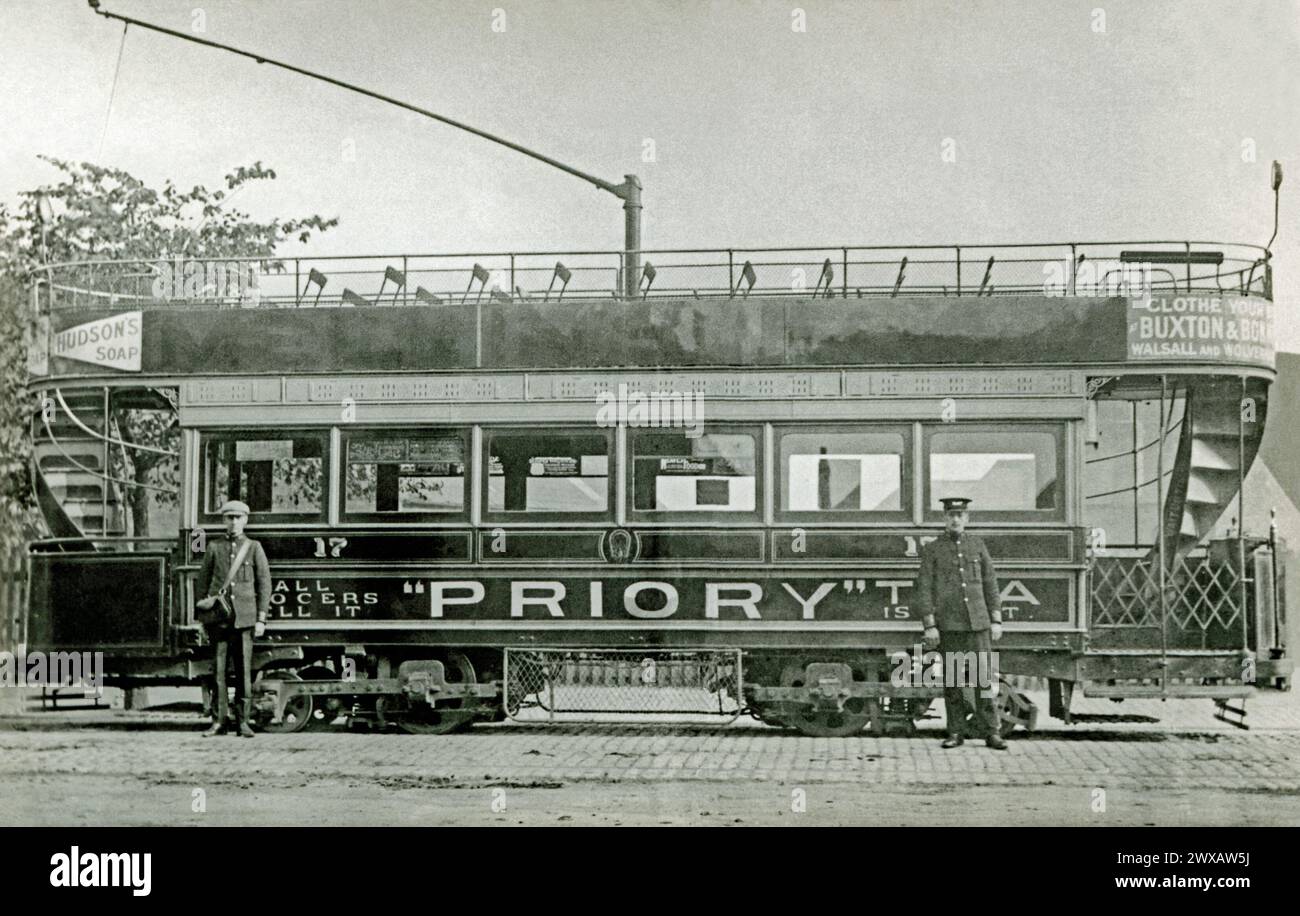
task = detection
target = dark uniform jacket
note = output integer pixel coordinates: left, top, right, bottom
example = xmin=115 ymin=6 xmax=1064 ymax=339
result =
xmin=196 ymin=535 xmax=272 ymax=629
xmin=915 ymin=532 xmax=1001 ymax=632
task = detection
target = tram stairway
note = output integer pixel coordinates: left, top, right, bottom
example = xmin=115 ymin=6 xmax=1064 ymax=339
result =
xmin=30 ymin=389 xmax=125 ymax=539
xmin=1160 ymin=378 xmax=1267 ymax=565
xmin=1090 ymin=378 xmax=1272 ymax=661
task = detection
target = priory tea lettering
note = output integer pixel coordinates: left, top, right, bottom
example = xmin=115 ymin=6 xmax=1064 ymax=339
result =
xmin=269 ymin=576 xmax=1058 ymax=622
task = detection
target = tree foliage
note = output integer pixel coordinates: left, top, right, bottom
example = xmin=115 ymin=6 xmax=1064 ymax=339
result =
xmin=0 ymin=159 xmax=338 ymax=548
xmin=16 ymin=157 xmax=337 ymax=265
xmin=0 ymin=206 xmax=35 ymax=550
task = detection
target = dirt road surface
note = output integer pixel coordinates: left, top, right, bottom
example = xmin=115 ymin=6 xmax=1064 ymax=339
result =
xmin=3 ymin=689 xmax=1299 ymax=826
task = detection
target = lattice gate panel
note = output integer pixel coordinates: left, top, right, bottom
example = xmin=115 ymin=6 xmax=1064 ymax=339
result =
xmin=504 ymin=649 xmax=743 ymax=719
xmin=1089 ymin=553 xmax=1248 ymax=636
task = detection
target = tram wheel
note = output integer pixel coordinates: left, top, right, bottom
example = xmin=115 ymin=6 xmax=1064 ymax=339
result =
xmin=993 ymin=678 xmax=1026 ymax=738
xmin=394 ymin=651 xmax=480 ymax=736
xmin=763 ymin=712 xmax=793 ymax=731
xmin=779 ymin=661 xmax=871 ymax=738
xmin=396 ymin=708 xmax=478 ymax=735
xmin=960 ymin=679 xmax=1024 ymax=739
xmin=297 ymin=664 xmax=343 ymax=730
xmin=748 ymin=705 xmax=793 ymax=730
xmin=254 ymin=670 xmax=313 ymax=734
xmin=785 ymin=707 xmax=872 ymax=738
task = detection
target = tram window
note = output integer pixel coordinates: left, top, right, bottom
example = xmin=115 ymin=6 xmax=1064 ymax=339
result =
xmin=926 ymin=427 xmax=1061 ymax=517
xmin=343 ymin=431 xmax=466 ymax=519
xmin=485 ymin=429 xmax=611 ymax=517
xmin=1086 ymin=491 xmax=1137 ymax=546
xmin=630 ymin=429 xmax=758 ymax=517
xmin=203 ymin=433 xmax=325 ymax=519
xmin=1081 ymin=396 xmax=1185 ymax=547
xmin=778 ymin=429 xmax=908 ymax=519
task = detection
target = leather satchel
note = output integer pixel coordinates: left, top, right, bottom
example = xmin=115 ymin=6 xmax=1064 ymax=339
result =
xmin=199 ymin=591 xmax=235 ymax=627
xmin=196 ymin=539 xmax=253 ymax=627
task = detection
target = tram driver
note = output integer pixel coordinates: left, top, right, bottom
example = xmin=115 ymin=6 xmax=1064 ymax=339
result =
xmin=916 ymin=496 xmax=1007 ymax=751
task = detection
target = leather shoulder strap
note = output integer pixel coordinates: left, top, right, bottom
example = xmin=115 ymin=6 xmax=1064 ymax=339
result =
xmin=218 ymin=539 xmax=254 ymax=592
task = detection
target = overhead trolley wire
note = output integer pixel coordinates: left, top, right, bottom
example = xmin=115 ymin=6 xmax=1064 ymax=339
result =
xmin=95 ymin=21 xmax=129 ymax=163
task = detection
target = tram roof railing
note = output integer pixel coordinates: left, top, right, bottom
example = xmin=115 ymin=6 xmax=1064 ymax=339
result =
xmin=28 ymin=240 xmax=1273 ymax=313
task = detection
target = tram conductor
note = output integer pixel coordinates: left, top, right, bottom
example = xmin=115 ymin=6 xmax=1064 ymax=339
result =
xmin=916 ymin=497 xmax=1007 ymax=750
xmin=195 ymin=499 xmax=271 ymax=737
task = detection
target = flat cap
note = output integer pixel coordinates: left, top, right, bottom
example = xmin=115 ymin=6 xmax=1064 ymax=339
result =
xmin=217 ymin=499 xmax=251 ymax=517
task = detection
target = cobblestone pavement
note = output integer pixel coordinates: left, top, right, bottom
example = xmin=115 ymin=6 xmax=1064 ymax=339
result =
xmin=2 ymin=688 xmax=1298 ymax=825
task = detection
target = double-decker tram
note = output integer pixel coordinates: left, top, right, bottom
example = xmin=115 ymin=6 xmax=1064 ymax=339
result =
xmin=23 ymin=239 xmax=1291 ymax=735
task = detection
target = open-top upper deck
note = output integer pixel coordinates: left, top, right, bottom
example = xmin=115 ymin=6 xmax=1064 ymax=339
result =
xmin=26 ymin=240 xmax=1277 ymax=380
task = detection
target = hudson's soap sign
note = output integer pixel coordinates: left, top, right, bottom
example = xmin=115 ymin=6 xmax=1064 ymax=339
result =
xmin=52 ymin=311 xmax=142 ymax=371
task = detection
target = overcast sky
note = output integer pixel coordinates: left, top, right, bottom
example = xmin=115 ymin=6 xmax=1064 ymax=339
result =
xmin=3 ymin=0 xmax=1298 ymax=349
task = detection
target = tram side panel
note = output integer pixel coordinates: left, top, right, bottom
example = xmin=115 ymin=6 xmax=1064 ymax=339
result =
xmin=27 ymin=550 xmax=171 ymax=654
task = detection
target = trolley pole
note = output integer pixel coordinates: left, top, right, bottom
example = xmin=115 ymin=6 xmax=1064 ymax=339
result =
xmin=620 ymin=175 xmax=643 ymax=300
xmin=87 ymin=1 xmax=644 ymax=299
xmin=1157 ymin=375 xmax=1168 ymax=697
xmin=1265 ymin=161 xmax=1283 ymax=299
xmin=1239 ymin=375 xmax=1250 ymax=656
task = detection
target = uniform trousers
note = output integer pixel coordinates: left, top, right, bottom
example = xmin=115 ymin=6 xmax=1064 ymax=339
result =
xmin=210 ymin=625 xmax=254 ymax=725
xmin=938 ymin=629 xmax=1000 ymax=739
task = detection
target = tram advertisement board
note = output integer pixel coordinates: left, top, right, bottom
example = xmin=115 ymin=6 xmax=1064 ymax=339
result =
xmin=40 ymin=294 xmax=1278 ymax=375
xmin=1127 ymin=295 xmax=1273 ymax=368
xmin=265 ymin=572 xmax=1072 ymax=624
xmin=49 ymin=310 xmax=143 ymax=371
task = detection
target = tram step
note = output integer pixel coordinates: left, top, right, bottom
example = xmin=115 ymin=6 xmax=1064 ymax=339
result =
xmin=36 ymin=435 xmax=102 ymax=452
xmin=1189 ymin=438 xmax=1239 ymax=472
xmin=38 ymin=452 xmax=104 ymax=472
xmin=61 ymin=496 xmax=120 ymax=508
xmin=1184 ymin=475 xmax=1235 ymax=506
xmin=33 ymin=419 xmax=106 ymax=439
xmin=1190 ymin=417 xmax=1249 ymax=438
xmin=47 ymin=487 xmax=106 ymax=502
xmin=1212 ymin=699 xmax=1249 ymax=729
xmin=33 ymin=425 xmax=103 ymax=440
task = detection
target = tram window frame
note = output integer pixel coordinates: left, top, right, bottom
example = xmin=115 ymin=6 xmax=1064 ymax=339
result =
xmin=338 ymin=428 xmax=470 ymax=524
xmin=627 ymin=425 xmax=764 ymax=524
xmin=199 ymin=429 xmax=330 ymax=524
xmin=775 ymin=424 xmax=913 ymax=524
xmin=481 ymin=427 xmax=615 ymax=523
xmin=921 ymin=422 xmax=1066 ymax=523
